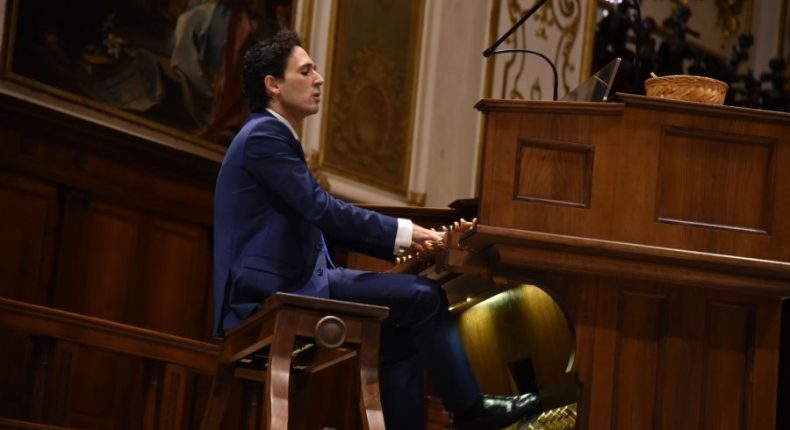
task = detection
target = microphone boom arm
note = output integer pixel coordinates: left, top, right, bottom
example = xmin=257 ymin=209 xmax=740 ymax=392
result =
xmin=483 ymin=0 xmax=549 ymax=57
xmin=486 ymin=49 xmax=559 ymax=101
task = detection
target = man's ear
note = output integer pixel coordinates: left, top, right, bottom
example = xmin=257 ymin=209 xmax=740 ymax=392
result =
xmin=264 ymin=75 xmax=280 ymax=97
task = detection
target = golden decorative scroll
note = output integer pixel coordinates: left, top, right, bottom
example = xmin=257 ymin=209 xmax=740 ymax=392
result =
xmin=499 ymin=0 xmax=581 ymax=99
xmin=530 ymin=77 xmax=543 ymax=100
xmin=539 ymin=0 xmax=581 ymax=94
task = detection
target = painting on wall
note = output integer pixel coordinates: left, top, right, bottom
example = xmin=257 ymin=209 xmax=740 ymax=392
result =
xmin=1 ymin=0 xmax=294 ymax=147
xmin=321 ymin=0 xmax=424 ymax=195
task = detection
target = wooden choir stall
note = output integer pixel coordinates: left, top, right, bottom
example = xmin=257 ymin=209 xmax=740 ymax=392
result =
xmin=433 ymin=93 xmax=790 ymax=430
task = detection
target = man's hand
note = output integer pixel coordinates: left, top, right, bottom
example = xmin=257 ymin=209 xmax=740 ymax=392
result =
xmin=409 ymin=224 xmax=444 ymax=253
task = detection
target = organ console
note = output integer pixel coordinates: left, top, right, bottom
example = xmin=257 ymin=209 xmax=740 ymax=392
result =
xmin=426 ymin=93 xmax=790 ymax=429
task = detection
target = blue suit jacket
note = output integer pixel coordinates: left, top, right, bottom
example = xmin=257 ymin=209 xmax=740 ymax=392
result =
xmin=213 ymin=111 xmax=399 ymax=336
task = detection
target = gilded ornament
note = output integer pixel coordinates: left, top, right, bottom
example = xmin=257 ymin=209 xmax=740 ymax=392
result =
xmin=715 ymin=0 xmax=751 ymax=43
xmin=497 ymin=0 xmax=581 ymax=99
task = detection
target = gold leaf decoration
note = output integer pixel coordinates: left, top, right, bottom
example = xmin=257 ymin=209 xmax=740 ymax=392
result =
xmin=498 ymin=0 xmax=581 ymax=99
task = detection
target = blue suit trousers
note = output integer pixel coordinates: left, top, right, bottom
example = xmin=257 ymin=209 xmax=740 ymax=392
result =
xmin=327 ymin=268 xmax=481 ymax=429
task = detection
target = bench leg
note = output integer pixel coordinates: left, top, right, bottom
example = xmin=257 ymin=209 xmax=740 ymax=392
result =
xmin=264 ymin=311 xmax=298 ymax=430
xmin=358 ymin=321 xmax=386 ymax=430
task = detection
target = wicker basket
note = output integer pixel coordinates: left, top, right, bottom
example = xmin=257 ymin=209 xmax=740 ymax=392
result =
xmin=644 ymin=75 xmax=728 ymax=105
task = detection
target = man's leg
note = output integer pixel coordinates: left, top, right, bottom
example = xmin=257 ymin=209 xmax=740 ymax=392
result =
xmin=378 ymin=325 xmax=425 ymax=429
xmin=327 ymin=268 xmax=481 ymax=426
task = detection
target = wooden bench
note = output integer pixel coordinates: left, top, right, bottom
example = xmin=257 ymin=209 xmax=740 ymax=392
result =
xmin=200 ymin=292 xmax=389 ymax=430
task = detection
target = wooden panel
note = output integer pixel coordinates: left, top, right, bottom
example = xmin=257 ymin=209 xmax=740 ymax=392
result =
xmin=778 ymin=300 xmax=790 ymax=430
xmin=54 ymin=200 xmax=212 ymax=332
xmin=547 ymin=274 xmax=782 ymax=430
xmin=0 ymin=132 xmax=214 ymax=229
xmin=584 ymin=279 xmax=618 ymax=430
xmin=514 ymin=139 xmax=594 ymax=208
xmin=133 ymin=220 xmax=211 ymax=338
xmin=702 ymin=301 xmax=755 ymax=430
xmin=478 ymin=107 xmax=620 ymax=234
xmin=55 ymin=203 xmax=140 ymax=319
xmin=0 ymin=336 xmax=33 ymax=417
xmin=0 ymin=172 xmax=59 ymax=417
xmin=0 ymin=91 xmax=218 ymax=428
xmin=612 ymin=290 xmax=666 ymax=430
xmin=0 ymin=171 xmax=58 ymax=303
xmin=48 ymin=202 xmax=213 ymax=428
xmin=476 ymin=96 xmax=790 ymax=263
xmin=66 ymin=350 xmax=146 ymax=430
xmin=656 ymin=127 xmax=775 ymax=233
xmin=474 ymin=97 xmax=789 ymax=430
xmin=43 ymin=341 xmax=78 ymax=424
xmin=654 ymin=288 xmax=705 ymax=430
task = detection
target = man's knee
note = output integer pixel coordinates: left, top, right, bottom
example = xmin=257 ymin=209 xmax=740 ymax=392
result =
xmin=407 ymin=277 xmax=447 ymax=324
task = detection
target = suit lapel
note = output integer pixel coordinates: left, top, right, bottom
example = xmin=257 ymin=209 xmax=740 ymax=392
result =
xmin=251 ymin=111 xmax=306 ymax=162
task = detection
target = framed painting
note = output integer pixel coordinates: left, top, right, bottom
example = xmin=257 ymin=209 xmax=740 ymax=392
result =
xmin=0 ymin=0 xmax=294 ymax=149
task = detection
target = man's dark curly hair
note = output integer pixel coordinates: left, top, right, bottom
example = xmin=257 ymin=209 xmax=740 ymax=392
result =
xmin=243 ymin=30 xmax=303 ymax=112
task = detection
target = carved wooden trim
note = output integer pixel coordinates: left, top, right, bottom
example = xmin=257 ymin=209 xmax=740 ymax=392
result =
xmin=475 ymin=98 xmax=624 ymax=115
xmin=512 ymin=138 xmax=594 ymax=208
xmin=462 ymin=225 xmax=790 ymax=290
xmin=654 ymin=126 xmax=777 ymax=235
xmin=700 ymin=300 xmax=756 ymax=429
xmin=610 ymin=290 xmax=667 ymax=428
xmin=0 ymin=417 xmax=77 ymax=429
xmin=0 ymin=297 xmax=218 ymax=373
xmin=616 ymin=93 xmax=790 ymax=126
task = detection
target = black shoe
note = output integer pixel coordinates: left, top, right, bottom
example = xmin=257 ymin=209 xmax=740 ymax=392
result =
xmin=453 ymin=393 xmax=541 ymax=430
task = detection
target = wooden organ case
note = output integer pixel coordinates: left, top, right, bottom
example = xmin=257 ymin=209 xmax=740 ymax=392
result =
xmin=442 ymin=94 xmax=790 ymax=430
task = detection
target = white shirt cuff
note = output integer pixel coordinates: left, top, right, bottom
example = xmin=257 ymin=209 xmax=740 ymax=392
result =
xmin=394 ymin=218 xmax=413 ymax=255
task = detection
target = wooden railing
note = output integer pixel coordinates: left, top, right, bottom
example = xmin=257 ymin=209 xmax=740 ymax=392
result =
xmin=0 ymin=417 xmax=76 ymax=429
xmin=0 ymin=297 xmax=218 ymax=429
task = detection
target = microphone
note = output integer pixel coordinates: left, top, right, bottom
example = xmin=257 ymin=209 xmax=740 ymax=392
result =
xmin=482 ymin=0 xmax=558 ymax=101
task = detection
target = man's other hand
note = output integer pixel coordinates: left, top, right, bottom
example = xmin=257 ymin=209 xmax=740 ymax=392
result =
xmin=409 ymin=224 xmax=444 ymax=253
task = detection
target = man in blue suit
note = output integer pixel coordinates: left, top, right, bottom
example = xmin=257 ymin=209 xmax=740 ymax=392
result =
xmin=213 ymin=30 xmax=540 ymax=429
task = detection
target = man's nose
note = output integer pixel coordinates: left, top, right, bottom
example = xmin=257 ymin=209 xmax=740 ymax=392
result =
xmin=315 ymin=71 xmax=324 ymax=86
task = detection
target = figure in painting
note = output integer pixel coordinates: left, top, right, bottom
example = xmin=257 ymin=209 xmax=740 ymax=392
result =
xmin=11 ymin=0 xmax=292 ymax=145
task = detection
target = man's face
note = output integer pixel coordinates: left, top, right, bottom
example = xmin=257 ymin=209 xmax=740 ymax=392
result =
xmin=268 ymin=46 xmax=324 ymax=120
